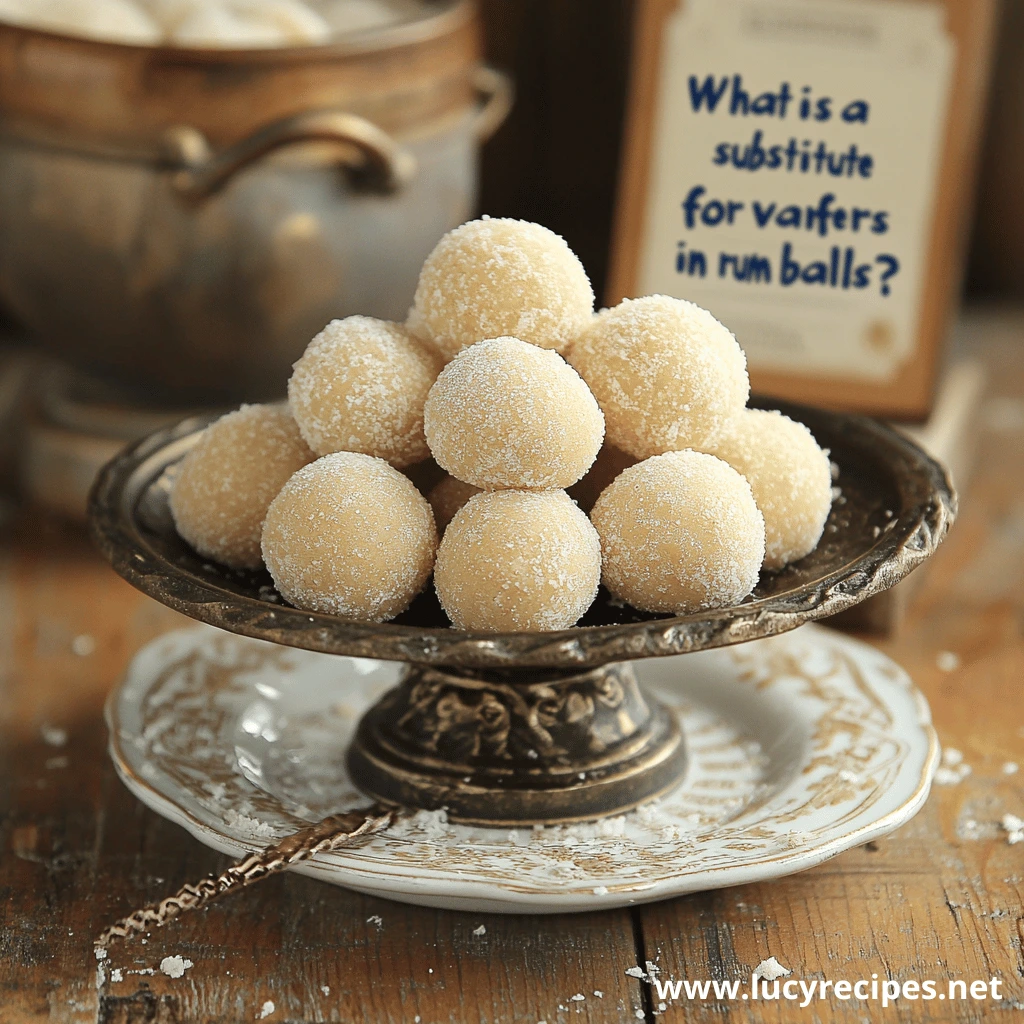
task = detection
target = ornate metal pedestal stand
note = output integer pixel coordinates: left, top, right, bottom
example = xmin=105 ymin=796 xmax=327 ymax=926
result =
xmin=89 ymin=401 xmax=954 ymax=828
xmin=349 ymin=662 xmax=685 ymax=824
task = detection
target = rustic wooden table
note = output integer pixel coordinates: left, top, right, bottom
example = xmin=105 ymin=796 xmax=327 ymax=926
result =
xmin=2 ymin=317 xmax=1023 ymax=1024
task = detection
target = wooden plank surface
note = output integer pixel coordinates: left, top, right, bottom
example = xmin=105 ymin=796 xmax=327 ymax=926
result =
xmin=0 ymin=525 xmax=646 ymax=1022
xmin=1 ymin=312 xmax=1023 ymax=1022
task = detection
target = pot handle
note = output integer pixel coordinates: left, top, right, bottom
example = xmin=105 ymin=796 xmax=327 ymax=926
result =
xmin=164 ymin=111 xmax=417 ymax=203
xmin=473 ymin=66 xmax=514 ymax=142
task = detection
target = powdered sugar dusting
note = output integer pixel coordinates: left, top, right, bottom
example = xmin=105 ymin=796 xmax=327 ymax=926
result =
xmin=434 ymin=490 xmax=601 ymax=631
xmin=409 ymin=217 xmax=594 ymax=361
xmin=170 ymin=404 xmax=313 ymax=570
xmin=704 ymin=409 xmax=833 ymax=570
xmin=261 ymin=452 xmax=437 ymax=621
xmin=423 ymin=337 xmax=604 ymax=490
xmin=567 ymin=295 xmax=748 ymax=460
xmin=288 ymin=316 xmax=442 ymax=469
xmin=591 ymin=451 xmax=765 ymax=614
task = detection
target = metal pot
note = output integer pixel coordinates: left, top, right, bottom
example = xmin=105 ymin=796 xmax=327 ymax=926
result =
xmin=0 ymin=1 xmax=509 ymax=401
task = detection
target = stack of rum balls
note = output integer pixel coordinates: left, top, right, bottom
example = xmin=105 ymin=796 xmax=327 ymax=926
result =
xmin=169 ymin=217 xmax=834 ymax=632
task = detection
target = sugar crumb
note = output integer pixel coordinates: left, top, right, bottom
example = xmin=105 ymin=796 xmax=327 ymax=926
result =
xmin=258 ymin=1000 xmax=275 ymax=1019
xmin=72 ymin=634 xmax=96 ymax=657
xmin=40 ymin=723 xmax=67 ymax=747
xmin=159 ymin=955 xmax=193 ymax=979
xmin=472 ymin=924 xmax=486 ymax=936
xmin=1001 ymin=814 xmax=1024 ymax=845
xmin=936 ymin=651 xmax=960 ymax=672
xmin=753 ymin=956 xmax=791 ymax=981
xmin=936 ymin=747 xmax=971 ymax=785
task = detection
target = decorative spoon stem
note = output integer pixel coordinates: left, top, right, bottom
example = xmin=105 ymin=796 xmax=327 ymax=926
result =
xmin=96 ymin=803 xmax=397 ymax=948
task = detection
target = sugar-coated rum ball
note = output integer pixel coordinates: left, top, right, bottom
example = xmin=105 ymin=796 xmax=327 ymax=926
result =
xmin=434 ymin=490 xmax=601 ymax=632
xmin=567 ymin=295 xmax=749 ymax=460
xmin=288 ymin=316 xmax=443 ymax=469
xmin=170 ymin=404 xmax=313 ymax=570
xmin=261 ymin=452 xmax=437 ymax=622
xmin=408 ymin=217 xmax=595 ymax=361
xmin=423 ymin=336 xmax=604 ymax=489
xmin=590 ymin=450 xmax=765 ymax=615
xmin=706 ymin=409 xmax=833 ymax=570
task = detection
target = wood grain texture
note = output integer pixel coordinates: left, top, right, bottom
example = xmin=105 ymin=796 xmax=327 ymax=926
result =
xmin=2 ymin=314 xmax=1023 ymax=1021
xmin=0 ymin=523 xmax=646 ymax=1023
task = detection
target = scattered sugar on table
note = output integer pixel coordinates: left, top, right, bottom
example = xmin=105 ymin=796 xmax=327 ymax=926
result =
xmin=160 ymin=955 xmax=193 ymax=979
xmin=753 ymin=956 xmax=791 ymax=981
xmin=1001 ymin=814 xmax=1024 ymax=845
xmin=40 ymin=724 xmax=67 ymax=748
xmin=935 ymin=747 xmax=972 ymax=785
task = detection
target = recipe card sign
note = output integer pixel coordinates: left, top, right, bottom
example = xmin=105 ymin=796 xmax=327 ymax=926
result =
xmin=609 ymin=0 xmax=994 ymax=418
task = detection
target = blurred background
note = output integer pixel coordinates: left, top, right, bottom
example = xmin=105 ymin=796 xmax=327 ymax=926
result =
xmin=0 ymin=0 xmax=1018 ymax=526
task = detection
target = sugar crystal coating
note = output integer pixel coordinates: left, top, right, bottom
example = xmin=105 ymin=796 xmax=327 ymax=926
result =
xmin=434 ymin=490 xmax=601 ymax=632
xmin=427 ymin=474 xmax=482 ymax=533
xmin=408 ymin=217 xmax=595 ymax=361
xmin=590 ymin=450 xmax=765 ymax=614
xmin=169 ymin=403 xmax=313 ymax=570
xmin=423 ymin=336 xmax=605 ymax=489
xmin=704 ymin=409 xmax=832 ymax=570
xmin=261 ymin=452 xmax=437 ymax=622
xmin=567 ymin=295 xmax=749 ymax=459
xmin=288 ymin=316 xmax=443 ymax=469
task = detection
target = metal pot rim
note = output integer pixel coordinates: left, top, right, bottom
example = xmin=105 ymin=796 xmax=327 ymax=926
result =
xmin=0 ymin=0 xmax=472 ymax=64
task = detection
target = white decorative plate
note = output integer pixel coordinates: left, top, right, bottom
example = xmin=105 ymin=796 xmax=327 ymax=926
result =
xmin=107 ymin=622 xmax=938 ymax=914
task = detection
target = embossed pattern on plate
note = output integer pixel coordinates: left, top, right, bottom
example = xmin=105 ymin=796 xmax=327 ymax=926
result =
xmin=107 ymin=623 xmax=938 ymax=913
